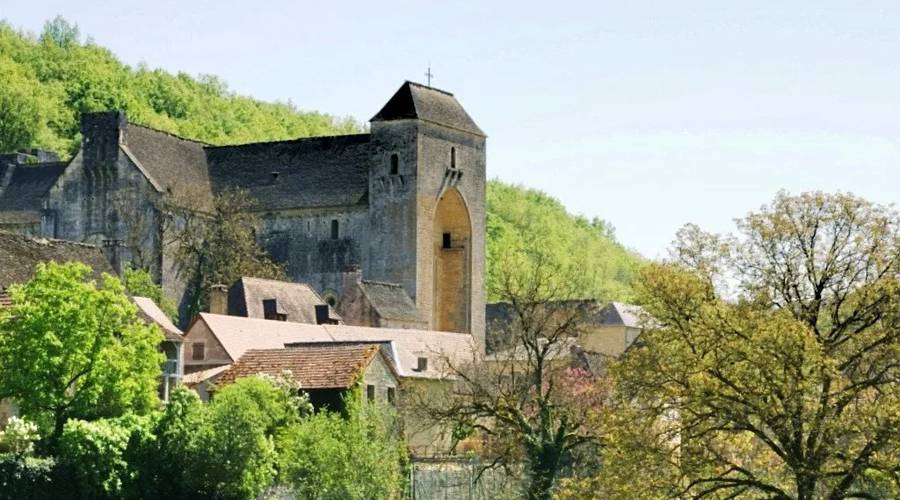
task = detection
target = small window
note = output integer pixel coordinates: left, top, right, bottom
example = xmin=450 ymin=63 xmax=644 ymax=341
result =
xmin=450 ymin=147 xmax=456 ymax=169
xmin=192 ymin=343 xmax=205 ymax=361
xmin=331 ymin=219 xmax=339 ymax=239
xmin=442 ymin=232 xmax=452 ymax=249
xmin=389 ymin=154 xmax=399 ymax=175
xmin=387 ymin=387 xmax=396 ymax=405
xmin=326 ymin=296 xmax=336 ymax=307
xmin=366 ymin=384 xmax=376 ymax=402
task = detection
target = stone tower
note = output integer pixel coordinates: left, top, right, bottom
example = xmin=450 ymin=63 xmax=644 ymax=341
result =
xmin=366 ymin=82 xmax=486 ymax=345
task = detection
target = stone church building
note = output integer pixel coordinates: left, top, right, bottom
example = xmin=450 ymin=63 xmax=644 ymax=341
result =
xmin=0 ymin=82 xmax=487 ymax=348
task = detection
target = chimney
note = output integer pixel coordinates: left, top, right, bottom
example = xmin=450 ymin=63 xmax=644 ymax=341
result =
xmin=341 ymin=264 xmax=362 ymax=293
xmin=208 ymin=284 xmax=228 ymax=315
xmin=80 ymin=110 xmax=126 ymax=168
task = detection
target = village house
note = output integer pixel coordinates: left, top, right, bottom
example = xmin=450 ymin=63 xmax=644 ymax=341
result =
xmin=485 ymin=299 xmax=649 ymax=374
xmin=208 ymin=276 xmax=341 ymax=324
xmin=179 ymin=312 xmax=476 ymax=454
xmin=214 ymin=344 xmax=399 ymax=413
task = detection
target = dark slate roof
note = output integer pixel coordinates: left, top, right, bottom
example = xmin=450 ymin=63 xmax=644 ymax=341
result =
xmin=0 ymin=162 xmax=67 ymax=223
xmin=216 ymin=344 xmax=384 ymax=389
xmin=371 ymin=81 xmax=485 ymax=136
xmin=0 ymin=232 xmax=115 ymax=289
xmin=598 ymin=302 xmax=646 ymax=328
xmin=229 ymin=277 xmax=341 ymax=324
xmin=121 ymin=124 xmax=213 ymax=209
xmin=205 ymin=134 xmax=371 ymax=210
xmin=358 ymin=280 xmax=421 ymax=322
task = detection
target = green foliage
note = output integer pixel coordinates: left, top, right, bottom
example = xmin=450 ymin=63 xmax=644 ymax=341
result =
xmin=0 ymin=262 xmax=163 ymax=447
xmin=0 ymin=454 xmax=61 ymax=499
xmin=604 ymin=192 xmax=900 ymax=499
xmin=171 ymin=190 xmax=287 ymax=319
xmin=487 ymin=180 xmax=641 ymax=302
xmin=122 ymin=266 xmax=177 ymax=323
xmin=277 ymin=399 xmax=408 ymax=500
xmin=0 ymin=417 xmax=40 ymax=457
xmin=0 ymin=18 xmax=362 ymax=158
xmin=58 ymin=415 xmax=154 ymax=499
xmin=138 ymin=379 xmax=307 ymax=500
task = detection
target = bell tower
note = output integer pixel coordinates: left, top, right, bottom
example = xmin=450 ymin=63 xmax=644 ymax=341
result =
xmin=367 ymin=82 xmax=486 ymax=348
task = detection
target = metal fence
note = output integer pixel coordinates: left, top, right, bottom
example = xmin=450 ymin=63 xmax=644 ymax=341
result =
xmin=406 ymin=457 xmax=523 ymax=500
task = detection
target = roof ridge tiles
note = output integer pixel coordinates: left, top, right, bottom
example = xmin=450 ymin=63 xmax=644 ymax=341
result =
xmin=202 ymin=133 xmax=371 ymax=150
xmin=124 ymin=122 xmax=209 ymax=145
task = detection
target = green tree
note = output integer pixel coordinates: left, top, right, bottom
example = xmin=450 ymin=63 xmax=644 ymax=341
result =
xmin=606 ymin=192 xmax=900 ymax=499
xmin=169 ymin=190 xmax=287 ymax=319
xmin=40 ymin=16 xmax=80 ymax=47
xmin=487 ymin=180 xmax=641 ymax=303
xmin=0 ymin=262 xmax=163 ymax=448
xmin=418 ymin=252 xmax=608 ymax=500
xmin=58 ymin=414 xmax=155 ymax=499
xmin=141 ymin=378 xmax=307 ymax=499
xmin=0 ymin=57 xmax=42 ymax=152
xmin=278 ymin=397 xmax=407 ymax=500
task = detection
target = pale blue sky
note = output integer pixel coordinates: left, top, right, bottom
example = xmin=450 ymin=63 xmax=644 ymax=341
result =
xmin=2 ymin=1 xmax=898 ymax=257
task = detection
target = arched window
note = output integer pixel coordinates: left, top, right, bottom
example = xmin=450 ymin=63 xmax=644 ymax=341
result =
xmin=331 ymin=219 xmax=339 ymax=239
xmin=450 ymin=147 xmax=456 ymax=169
xmin=390 ymin=154 xmax=399 ymax=175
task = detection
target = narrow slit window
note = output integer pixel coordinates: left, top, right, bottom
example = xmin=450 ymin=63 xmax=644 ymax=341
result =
xmin=367 ymin=384 xmax=376 ymax=402
xmin=387 ymin=387 xmax=396 ymax=405
xmin=331 ymin=219 xmax=339 ymax=239
xmin=450 ymin=147 xmax=456 ymax=169
xmin=390 ymin=154 xmax=399 ymax=175
xmin=442 ymin=233 xmax=452 ymax=249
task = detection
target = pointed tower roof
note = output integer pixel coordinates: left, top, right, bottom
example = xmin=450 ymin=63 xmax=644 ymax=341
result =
xmin=371 ymin=81 xmax=485 ymax=136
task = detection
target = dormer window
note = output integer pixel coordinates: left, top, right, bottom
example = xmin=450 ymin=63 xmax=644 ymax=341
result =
xmin=450 ymin=147 xmax=456 ymax=169
xmin=390 ymin=154 xmax=399 ymax=175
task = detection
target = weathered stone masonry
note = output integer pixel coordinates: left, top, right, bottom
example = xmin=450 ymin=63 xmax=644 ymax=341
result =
xmin=0 ymin=81 xmax=488 ymax=349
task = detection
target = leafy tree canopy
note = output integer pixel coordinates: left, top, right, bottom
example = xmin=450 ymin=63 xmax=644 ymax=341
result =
xmin=602 ymin=191 xmax=900 ymax=500
xmin=0 ymin=262 xmax=163 ymax=448
xmin=0 ymin=18 xmax=362 ymax=158
xmin=487 ymin=180 xmax=641 ymax=302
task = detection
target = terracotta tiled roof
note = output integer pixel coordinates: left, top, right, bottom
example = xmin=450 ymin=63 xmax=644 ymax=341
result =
xmin=182 ymin=365 xmax=230 ymax=386
xmin=216 ymin=345 xmax=381 ymax=389
xmin=194 ymin=313 xmax=476 ymax=379
xmin=132 ymin=296 xmax=182 ymax=341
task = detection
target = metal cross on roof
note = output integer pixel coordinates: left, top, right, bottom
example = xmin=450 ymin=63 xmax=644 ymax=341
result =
xmin=425 ymin=64 xmax=434 ymax=86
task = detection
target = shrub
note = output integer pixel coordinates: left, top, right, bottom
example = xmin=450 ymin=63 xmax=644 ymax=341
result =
xmin=0 ymin=417 xmax=40 ymax=456
xmin=58 ymin=415 xmax=154 ymax=499
xmin=0 ymin=454 xmax=63 ymax=500
xmin=277 ymin=399 xmax=408 ymax=499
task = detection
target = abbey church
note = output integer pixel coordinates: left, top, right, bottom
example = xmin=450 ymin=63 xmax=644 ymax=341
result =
xmin=0 ymin=82 xmax=487 ymax=348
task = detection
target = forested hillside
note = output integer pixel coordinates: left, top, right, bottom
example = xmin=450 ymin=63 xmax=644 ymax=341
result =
xmin=0 ymin=17 xmax=642 ymax=301
xmin=0 ymin=17 xmax=361 ymax=156
xmin=486 ymin=180 xmax=640 ymax=302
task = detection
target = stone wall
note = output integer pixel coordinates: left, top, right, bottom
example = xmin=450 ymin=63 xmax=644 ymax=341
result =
xmin=259 ymin=205 xmax=368 ymax=298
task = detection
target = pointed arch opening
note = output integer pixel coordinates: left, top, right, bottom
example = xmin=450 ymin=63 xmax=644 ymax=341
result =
xmin=433 ymin=187 xmax=471 ymax=333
